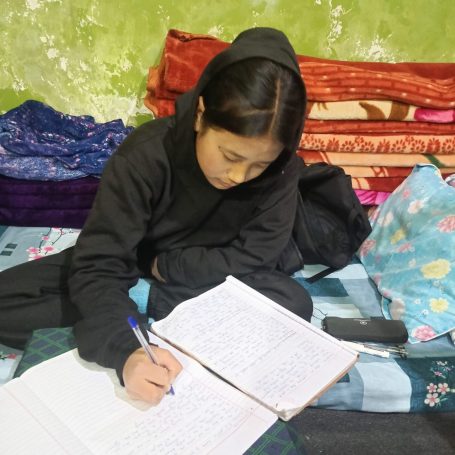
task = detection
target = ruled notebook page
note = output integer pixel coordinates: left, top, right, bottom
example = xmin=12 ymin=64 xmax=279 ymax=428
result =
xmin=0 ymin=385 xmax=89 ymax=455
xmin=152 ymin=276 xmax=358 ymax=420
xmin=12 ymin=338 xmax=275 ymax=455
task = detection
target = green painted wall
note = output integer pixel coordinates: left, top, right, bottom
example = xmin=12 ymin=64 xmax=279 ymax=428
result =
xmin=1 ymin=0 xmax=454 ymax=125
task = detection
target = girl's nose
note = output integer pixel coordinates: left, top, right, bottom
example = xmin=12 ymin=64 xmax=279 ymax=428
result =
xmin=228 ymin=163 xmax=248 ymax=184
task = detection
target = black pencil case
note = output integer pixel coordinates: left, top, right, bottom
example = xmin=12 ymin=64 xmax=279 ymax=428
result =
xmin=322 ymin=317 xmax=408 ymax=344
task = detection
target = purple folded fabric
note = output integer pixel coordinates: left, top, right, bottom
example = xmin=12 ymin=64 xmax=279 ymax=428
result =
xmin=0 ymin=174 xmax=99 ymax=228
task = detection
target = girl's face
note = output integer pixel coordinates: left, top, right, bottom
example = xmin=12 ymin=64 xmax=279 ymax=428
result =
xmin=195 ymin=128 xmax=283 ymax=190
xmin=194 ymin=99 xmax=283 ymax=190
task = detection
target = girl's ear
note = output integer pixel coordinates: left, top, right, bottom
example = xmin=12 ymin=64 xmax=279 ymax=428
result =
xmin=194 ymin=96 xmax=205 ymax=132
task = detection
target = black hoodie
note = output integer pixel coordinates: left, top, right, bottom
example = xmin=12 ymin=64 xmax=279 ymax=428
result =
xmin=69 ymin=27 xmax=307 ymax=380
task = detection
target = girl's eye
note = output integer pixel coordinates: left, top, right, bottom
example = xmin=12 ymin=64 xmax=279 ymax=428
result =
xmin=224 ymin=154 xmax=238 ymax=162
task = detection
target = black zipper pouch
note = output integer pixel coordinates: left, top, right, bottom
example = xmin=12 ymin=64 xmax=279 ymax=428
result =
xmin=322 ymin=317 xmax=408 ymax=344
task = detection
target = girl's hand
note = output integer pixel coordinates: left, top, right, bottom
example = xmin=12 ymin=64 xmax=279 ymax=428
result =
xmin=123 ymin=346 xmax=182 ymax=405
xmin=151 ymin=257 xmax=165 ymax=282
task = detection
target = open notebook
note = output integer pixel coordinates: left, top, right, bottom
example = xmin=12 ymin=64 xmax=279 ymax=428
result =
xmin=0 ymin=276 xmax=357 ymax=454
xmin=151 ymin=276 xmax=358 ymax=421
xmin=0 ymin=334 xmax=276 ymax=455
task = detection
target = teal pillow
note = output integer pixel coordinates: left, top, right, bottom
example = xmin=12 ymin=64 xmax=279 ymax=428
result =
xmin=359 ymin=164 xmax=455 ymax=343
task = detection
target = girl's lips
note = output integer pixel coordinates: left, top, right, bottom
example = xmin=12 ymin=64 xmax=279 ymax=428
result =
xmin=218 ymin=180 xmax=235 ymax=189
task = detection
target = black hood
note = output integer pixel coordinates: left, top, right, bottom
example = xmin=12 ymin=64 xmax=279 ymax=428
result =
xmin=167 ymin=27 xmax=306 ymax=194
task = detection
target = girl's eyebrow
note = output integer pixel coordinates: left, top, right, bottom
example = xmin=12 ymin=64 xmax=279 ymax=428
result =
xmin=220 ymin=146 xmax=274 ymax=164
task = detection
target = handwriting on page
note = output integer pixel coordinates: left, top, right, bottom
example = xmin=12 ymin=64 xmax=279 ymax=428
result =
xmin=250 ymin=336 xmax=337 ymax=401
xmin=22 ymin=352 xmax=266 ymax=454
xmin=98 ymin=371 xmax=250 ymax=455
xmin=157 ymin=286 xmax=340 ymax=404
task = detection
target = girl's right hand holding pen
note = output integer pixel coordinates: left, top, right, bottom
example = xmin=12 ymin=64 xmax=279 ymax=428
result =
xmin=123 ymin=346 xmax=182 ymax=405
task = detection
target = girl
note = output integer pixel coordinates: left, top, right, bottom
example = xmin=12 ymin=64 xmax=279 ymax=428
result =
xmin=0 ymin=27 xmax=312 ymax=405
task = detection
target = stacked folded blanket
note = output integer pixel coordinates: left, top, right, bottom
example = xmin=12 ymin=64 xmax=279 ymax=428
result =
xmin=0 ymin=101 xmax=133 ymax=227
xmin=297 ymin=61 xmax=455 ymax=195
xmin=144 ymin=29 xmax=455 ymax=204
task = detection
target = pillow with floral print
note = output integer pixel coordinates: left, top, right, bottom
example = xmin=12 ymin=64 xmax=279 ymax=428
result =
xmin=359 ymin=164 xmax=455 ymax=343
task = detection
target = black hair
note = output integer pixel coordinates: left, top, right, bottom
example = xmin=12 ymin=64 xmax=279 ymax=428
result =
xmin=199 ymin=58 xmax=305 ymax=152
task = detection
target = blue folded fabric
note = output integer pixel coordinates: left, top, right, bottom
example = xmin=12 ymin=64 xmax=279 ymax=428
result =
xmin=0 ymin=100 xmax=134 ymax=180
xmin=128 ymin=278 xmax=152 ymax=315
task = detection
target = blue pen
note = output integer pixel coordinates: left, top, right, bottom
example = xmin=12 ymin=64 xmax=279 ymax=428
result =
xmin=127 ymin=316 xmax=175 ymax=395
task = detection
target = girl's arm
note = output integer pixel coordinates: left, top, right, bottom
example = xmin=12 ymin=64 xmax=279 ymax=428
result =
xmin=68 ymin=150 xmax=159 ymax=381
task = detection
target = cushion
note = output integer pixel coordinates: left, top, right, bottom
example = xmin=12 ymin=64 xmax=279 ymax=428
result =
xmin=359 ymin=164 xmax=455 ymax=343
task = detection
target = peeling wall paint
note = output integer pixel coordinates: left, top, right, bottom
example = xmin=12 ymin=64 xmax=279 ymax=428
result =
xmin=1 ymin=0 xmax=454 ymax=124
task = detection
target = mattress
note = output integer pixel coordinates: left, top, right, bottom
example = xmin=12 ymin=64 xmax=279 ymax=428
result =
xmin=1 ymin=225 xmax=454 ymax=413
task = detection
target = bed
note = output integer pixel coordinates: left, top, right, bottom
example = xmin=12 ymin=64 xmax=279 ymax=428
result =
xmin=1 ymin=224 xmax=454 ymax=413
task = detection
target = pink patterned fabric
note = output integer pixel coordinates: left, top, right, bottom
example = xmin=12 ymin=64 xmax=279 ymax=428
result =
xmin=354 ymin=190 xmax=391 ymax=206
xmin=306 ymin=100 xmax=455 ymax=123
xmin=297 ymin=150 xmax=455 ymax=168
xmin=303 ymin=119 xmax=455 ymax=134
xmin=415 ymin=107 xmax=455 ymax=123
xmin=300 ymin=133 xmax=455 ymax=154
